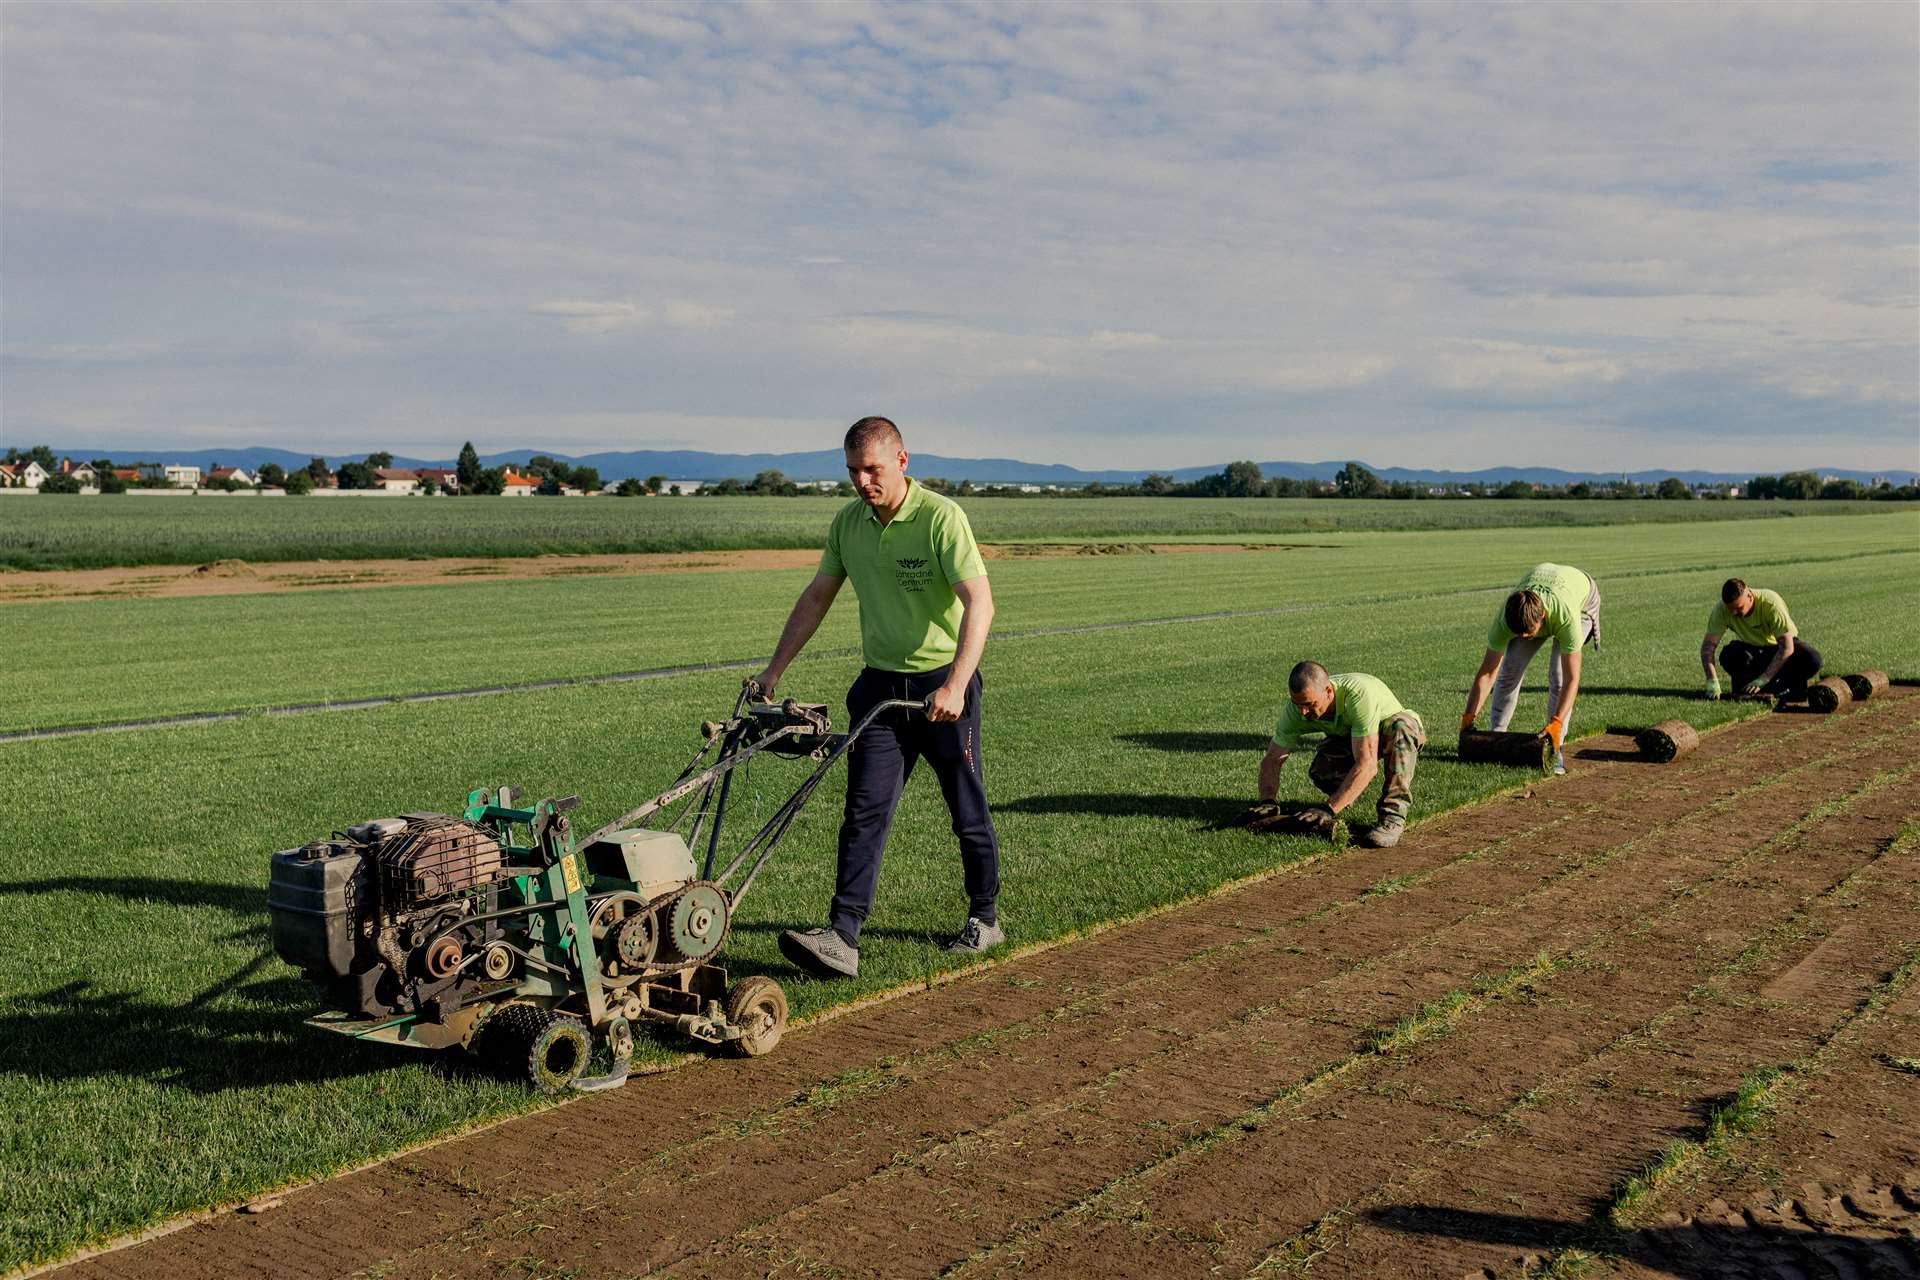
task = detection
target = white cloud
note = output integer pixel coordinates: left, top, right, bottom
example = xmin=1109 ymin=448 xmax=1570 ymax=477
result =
xmin=1 ymin=1 xmax=1913 ymax=472
xmin=531 ymin=301 xmax=648 ymax=335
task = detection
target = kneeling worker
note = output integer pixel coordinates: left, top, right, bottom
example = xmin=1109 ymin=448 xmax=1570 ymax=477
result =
xmin=1701 ymin=577 xmax=1823 ymax=701
xmin=1256 ymin=662 xmax=1426 ymax=848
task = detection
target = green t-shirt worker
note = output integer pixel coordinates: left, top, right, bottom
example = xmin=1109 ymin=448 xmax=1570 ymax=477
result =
xmin=1700 ymin=577 xmax=1824 ymax=701
xmin=1254 ymin=663 xmax=1426 ymax=848
xmin=1462 ymin=562 xmax=1600 ymax=775
xmin=750 ymin=417 xmax=1002 ymax=979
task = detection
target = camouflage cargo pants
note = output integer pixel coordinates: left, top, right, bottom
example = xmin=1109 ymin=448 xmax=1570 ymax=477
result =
xmin=1308 ymin=712 xmax=1426 ymax=824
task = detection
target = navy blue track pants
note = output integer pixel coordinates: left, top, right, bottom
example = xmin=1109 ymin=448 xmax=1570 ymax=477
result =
xmin=829 ymin=665 xmax=1000 ymax=945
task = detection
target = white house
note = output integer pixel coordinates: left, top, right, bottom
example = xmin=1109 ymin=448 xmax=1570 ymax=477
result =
xmin=206 ymin=465 xmax=255 ymax=487
xmin=413 ymin=467 xmax=459 ymax=493
xmin=0 ymin=460 xmax=50 ymax=489
xmin=149 ymin=462 xmax=200 ymax=487
xmin=373 ymin=467 xmax=419 ymax=494
xmin=500 ymin=470 xmax=536 ymax=497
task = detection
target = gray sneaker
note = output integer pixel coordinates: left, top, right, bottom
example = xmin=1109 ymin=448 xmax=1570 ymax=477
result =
xmin=1357 ymin=820 xmax=1403 ymax=849
xmin=942 ymin=917 xmax=1005 ymax=955
xmin=779 ymin=926 xmax=859 ymax=978
xmin=1553 ymin=748 xmax=1567 ymax=776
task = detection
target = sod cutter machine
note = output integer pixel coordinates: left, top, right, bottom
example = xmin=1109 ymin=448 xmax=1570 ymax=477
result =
xmin=268 ymin=685 xmax=927 ymax=1092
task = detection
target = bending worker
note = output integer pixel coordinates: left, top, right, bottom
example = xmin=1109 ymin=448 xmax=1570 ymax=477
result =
xmin=1701 ymin=577 xmax=1823 ymax=701
xmin=749 ymin=416 xmax=1003 ymax=980
xmin=1462 ymin=562 xmax=1600 ymax=774
xmin=1255 ymin=661 xmax=1425 ymax=848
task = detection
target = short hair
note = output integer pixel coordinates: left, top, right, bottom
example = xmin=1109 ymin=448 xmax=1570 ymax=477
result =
xmin=1721 ymin=577 xmax=1747 ymax=604
xmin=1504 ymin=590 xmax=1546 ymax=636
xmin=1288 ymin=660 xmax=1329 ymax=695
xmin=844 ymin=416 xmax=903 ymax=454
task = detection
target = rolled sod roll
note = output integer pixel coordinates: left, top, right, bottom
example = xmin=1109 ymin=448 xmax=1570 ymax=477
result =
xmin=1634 ymin=720 xmax=1699 ymax=764
xmin=1841 ymin=670 xmax=1890 ymax=702
xmin=1459 ymin=729 xmax=1553 ymax=770
xmin=1805 ymin=676 xmax=1854 ymax=714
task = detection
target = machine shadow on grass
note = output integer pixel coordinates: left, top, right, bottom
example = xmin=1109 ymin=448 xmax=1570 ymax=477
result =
xmin=0 ymin=874 xmax=268 ymax=918
xmin=0 ymin=875 xmax=396 ymax=1091
xmin=1363 ymin=1203 xmax=1913 ymax=1279
xmin=0 ymin=970 xmax=397 ymax=1093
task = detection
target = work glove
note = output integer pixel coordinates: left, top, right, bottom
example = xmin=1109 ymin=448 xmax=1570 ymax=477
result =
xmin=1298 ymin=802 xmax=1338 ymax=835
xmin=1242 ymin=801 xmax=1284 ymax=825
xmin=1543 ymin=717 xmax=1566 ymax=750
xmin=1459 ymin=711 xmax=1477 ymax=734
xmin=1704 ymin=675 xmax=1720 ymax=701
xmin=1742 ymin=679 xmax=1767 ymax=697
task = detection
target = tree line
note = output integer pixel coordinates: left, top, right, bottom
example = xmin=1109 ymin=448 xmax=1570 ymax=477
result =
xmin=9 ymin=445 xmax=1914 ymax=502
xmin=688 ymin=461 xmax=1917 ymax=502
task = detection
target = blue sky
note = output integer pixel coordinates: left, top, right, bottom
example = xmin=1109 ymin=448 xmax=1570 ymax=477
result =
xmin=2 ymin=1 xmax=1915 ymax=470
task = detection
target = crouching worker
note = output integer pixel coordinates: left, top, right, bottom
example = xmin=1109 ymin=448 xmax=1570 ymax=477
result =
xmin=1252 ymin=662 xmax=1426 ymax=849
xmin=1463 ymin=562 xmax=1599 ymax=775
xmin=1702 ymin=577 xmax=1823 ymax=701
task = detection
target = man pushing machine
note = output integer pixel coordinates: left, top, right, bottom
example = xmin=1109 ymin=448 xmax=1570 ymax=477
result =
xmin=749 ymin=416 xmax=1003 ymax=980
xmin=1251 ymin=662 xmax=1425 ymax=848
xmin=1701 ymin=577 xmax=1823 ymax=702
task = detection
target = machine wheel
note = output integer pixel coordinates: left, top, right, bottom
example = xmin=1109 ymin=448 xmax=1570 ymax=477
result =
xmin=482 ymin=1003 xmax=592 ymax=1093
xmin=725 ymin=977 xmax=788 ymax=1058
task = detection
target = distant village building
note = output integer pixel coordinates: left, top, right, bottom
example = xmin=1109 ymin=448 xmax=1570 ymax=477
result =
xmin=500 ymin=470 xmax=536 ymax=497
xmin=0 ymin=460 xmax=50 ymax=489
xmin=206 ymin=465 xmax=256 ymax=487
xmin=372 ymin=467 xmax=419 ymax=494
xmin=413 ymin=467 xmax=459 ymax=493
xmin=141 ymin=463 xmax=201 ymax=487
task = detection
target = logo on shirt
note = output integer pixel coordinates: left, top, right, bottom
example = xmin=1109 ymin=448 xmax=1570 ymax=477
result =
xmin=894 ymin=556 xmax=932 ymax=591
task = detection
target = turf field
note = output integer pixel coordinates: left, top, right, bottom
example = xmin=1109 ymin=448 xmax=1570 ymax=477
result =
xmin=1 ymin=510 xmax=1915 ymax=1271
xmin=0 ymin=492 xmax=1902 ymax=570
xmin=2 ymin=515 xmax=1911 ymax=733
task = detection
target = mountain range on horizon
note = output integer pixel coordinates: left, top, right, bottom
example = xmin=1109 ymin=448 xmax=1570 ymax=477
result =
xmin=25 ymin=444 xmax=1919 ymax=490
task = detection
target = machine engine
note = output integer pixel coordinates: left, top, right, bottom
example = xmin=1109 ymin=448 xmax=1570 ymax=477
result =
xmin=268 ymin=812 xmax=513 ymax=1019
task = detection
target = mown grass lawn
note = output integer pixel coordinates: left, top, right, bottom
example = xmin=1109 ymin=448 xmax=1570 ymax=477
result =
xmin=1 ymin=524 xmax=1915 ymax=1269
xmin=3 ymin=513 xmax=1911 ymax=732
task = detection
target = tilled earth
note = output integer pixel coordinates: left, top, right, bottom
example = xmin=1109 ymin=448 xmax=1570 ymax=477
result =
xmin=55 ymin=691 xmax=1920 ymax=1280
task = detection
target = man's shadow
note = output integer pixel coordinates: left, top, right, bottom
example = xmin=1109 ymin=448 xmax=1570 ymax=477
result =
xmin=1114 ymin=730 xmax=1269 ymax=754
xmin=997 ymin=791 xmax=1255 ymax=829
xmin=1363 ymin=1201 xmax=1919 ymax=1279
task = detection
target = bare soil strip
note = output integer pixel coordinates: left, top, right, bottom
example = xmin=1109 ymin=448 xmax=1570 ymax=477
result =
xmin=0 ymin=544 xmax=1306 ymax=605
xmin=43 ymin=690 xmax=1920 ymax=1280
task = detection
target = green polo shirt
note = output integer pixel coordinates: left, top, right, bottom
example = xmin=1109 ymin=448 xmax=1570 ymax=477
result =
xmin=1486 ymin=563 xmax=1592 ymax=654
xmin=1707 ymin=588 xmax=1796 ymax=646
xmin=1273 ymin=673 xmax=1420 ymax=750
xmin=819 ymin=478 xmax=987 ymax=673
